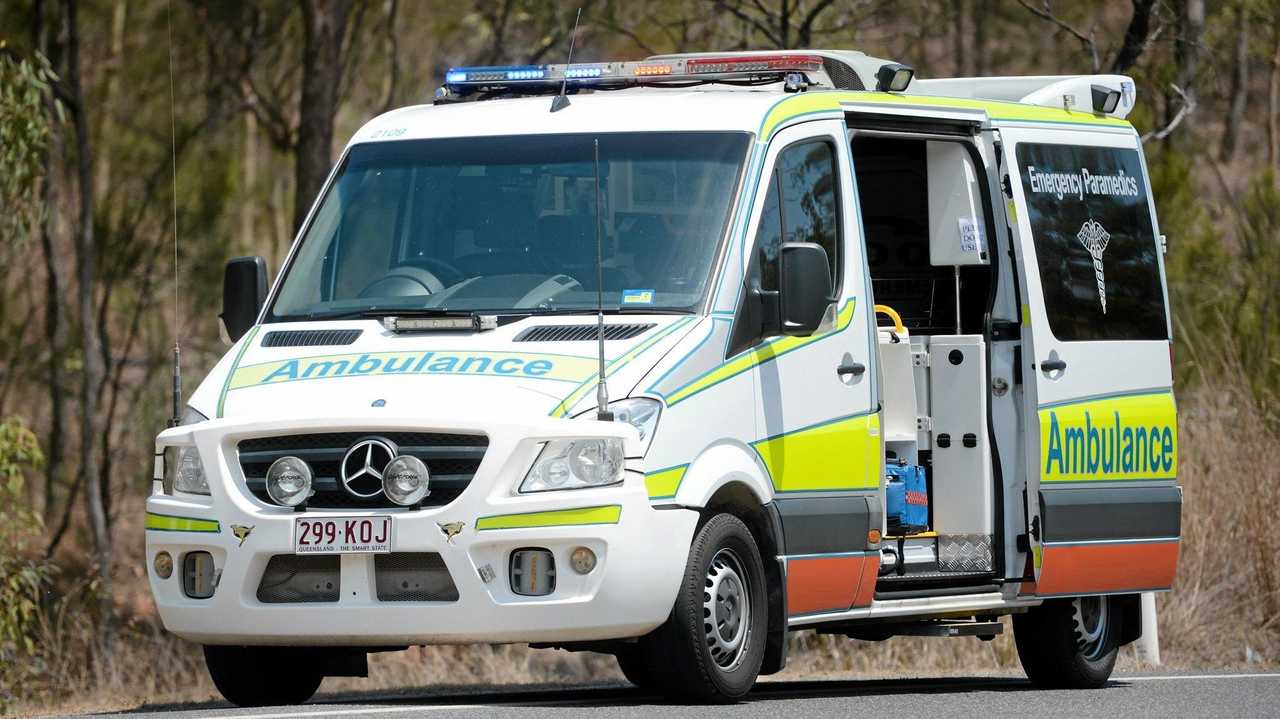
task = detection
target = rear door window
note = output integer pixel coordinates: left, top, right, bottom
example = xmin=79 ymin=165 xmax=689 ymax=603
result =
xmin=1015 ymin=143 xmax=1167 ymax=341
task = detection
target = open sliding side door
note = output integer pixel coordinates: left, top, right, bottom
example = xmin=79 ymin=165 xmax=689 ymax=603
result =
xmin=999 ymin=124 xmax=1180 ymax=596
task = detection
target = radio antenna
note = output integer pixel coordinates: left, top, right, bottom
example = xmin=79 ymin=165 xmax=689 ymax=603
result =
xmin=593 ymin=139 xmax=612 ymax=421
xmin=165 ymin=0 xmax=183 ymax=427
xmin=550 ymin=8 xmax=582 ymax=113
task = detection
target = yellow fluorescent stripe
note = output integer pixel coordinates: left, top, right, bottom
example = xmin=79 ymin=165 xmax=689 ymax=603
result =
xmin=1039 ymin=391 xmax=1177 ymax=482
xmin=666 ymin=300 xmax=856 ymax=406
xmin=145 ymin=512 xmax=221 ymax=533
xmin=759 ymin=91 xmax=1130 ymax=140
xmin=645 ymin=466 xmax=687 ymax=499
xmin=475 ymin=505 xmax=622 ymax=531
xmin=844 ymin=92 xmax=1132 ymax=127
xmin=752 ymin=413 xmax=882 ymax=492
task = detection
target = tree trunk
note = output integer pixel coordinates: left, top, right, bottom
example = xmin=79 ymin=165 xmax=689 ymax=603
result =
xmin=971 ymin=0 xmax=988 ymax=77
xmin=93 ymin=0 xmax=127 ymax=207
xmin=1111 ymin=0 xmax=1157 ymax=74
xmin=33 ymin=0 xmax=70 ymax=525
xmin=65 ymin=0 xmax=113 ymax=641
xmin=1219 ymin=2 xmax=1249 ymax=163
xmin=1170 ymin=0 xmax=1204 ymax=147
xmin=952 ymin=0 xmax=967 ymax=76
xmin=242 ymin=101 xmax=258 ymax=253
xmin=1270 ymin=23 xmax=1280 ymax=175
xmin=292 ymin=0 xmax=356 ymax=235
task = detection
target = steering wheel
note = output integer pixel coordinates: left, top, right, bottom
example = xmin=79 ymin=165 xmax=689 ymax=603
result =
xmin=406 ymin=257 xmax=466 ymax=288
xmin=358 ymin=265 xmax=446 ymax=299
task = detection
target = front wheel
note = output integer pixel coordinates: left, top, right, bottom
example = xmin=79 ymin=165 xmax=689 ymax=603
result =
xmin=204 ymin=645 xmax=324 ymax=707
xmin=639 ymin=513 xmax=768 ymax=702
xmin=1013 ymin=595 xmax=1122 ymax=688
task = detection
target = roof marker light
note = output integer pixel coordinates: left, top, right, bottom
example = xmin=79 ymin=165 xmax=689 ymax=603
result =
xmin=634 ymin=63 xmax=674 ymax=76
xmin=686 ymin=54 xmax=824 ymax=75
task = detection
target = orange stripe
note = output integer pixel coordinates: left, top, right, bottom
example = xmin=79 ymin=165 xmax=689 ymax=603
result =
xmin=786 ymin=554 xmax=877 ymax=616
xmin=1037 ymin=540 xmax=1179 ymax=596
xmin=852 ymin=552 xmax=880 ymax=607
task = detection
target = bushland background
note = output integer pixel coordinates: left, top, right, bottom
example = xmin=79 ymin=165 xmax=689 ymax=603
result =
xmin=0 ymin=0 xmax=1276 ymax=714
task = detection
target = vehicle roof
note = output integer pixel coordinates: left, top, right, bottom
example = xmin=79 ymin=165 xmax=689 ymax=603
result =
xmin=347 ymin=87 xmax=1134 ymax=150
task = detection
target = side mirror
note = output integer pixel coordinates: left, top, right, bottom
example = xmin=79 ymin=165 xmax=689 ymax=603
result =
xmin=221 ymin=256 xmax=268 ymax=342
xmin=779 ymin=242 xmax=832 ymax=336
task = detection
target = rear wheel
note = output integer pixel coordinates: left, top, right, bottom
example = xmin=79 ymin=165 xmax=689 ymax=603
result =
xmin=1013 ymin=595 xmax=1121 ymax=688
xmin=639 ymin=513 xmax=768 ymax=702
xmin=204 ymin=645 xmax=324 ymax=707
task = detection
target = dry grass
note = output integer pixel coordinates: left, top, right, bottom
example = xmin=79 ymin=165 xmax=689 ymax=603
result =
xmin=8 ymin=378 xmax=1279 ymax=717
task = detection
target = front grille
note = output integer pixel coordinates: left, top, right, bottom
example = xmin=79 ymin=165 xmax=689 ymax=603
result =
xmin=238 ymin=431 xmax=488 ymax=509
xmin=257 ymin=555 xmax=340 ymax=603
xmin=374 ymin=553 xmax=459 ymax=602
xmin=514 ymin=323 xmax=655 ymax=342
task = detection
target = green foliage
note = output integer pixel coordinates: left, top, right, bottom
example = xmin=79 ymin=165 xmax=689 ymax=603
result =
xmin=1159 ymin=152 xmax=1280 ymax=418
xmin=0 ymin=43 xmax=60 ymax=253
xmin=0 ymin=418 xmax=53 ymax=713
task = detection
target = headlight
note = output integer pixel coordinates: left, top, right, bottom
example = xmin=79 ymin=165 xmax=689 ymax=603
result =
xmin=172 ymin=446 xmax=210 ymax=495
xmin=519 ymin=438 xmax=624 ymax=493
xmin=162 ymin=407 xmax=210 ymax=495
xmin=574 ymin=398 xmax=662 ymax=455
xmin=266 ymin=456 xmax=313 ymax=507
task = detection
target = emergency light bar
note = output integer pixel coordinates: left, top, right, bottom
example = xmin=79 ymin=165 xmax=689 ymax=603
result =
xmin=440 ymin=53 xmax=828 ymax=97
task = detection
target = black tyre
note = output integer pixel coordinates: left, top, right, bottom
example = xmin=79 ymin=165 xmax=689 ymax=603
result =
xmin=204 ymin=645 xmax=324 ymax=707
xmin=1013 ymin=595 xmax=1121 ymax=689
xmin=614 ymin=647 xmax=657 ymax=689
xmin=640 ymin=513 xmax=768 ymax=702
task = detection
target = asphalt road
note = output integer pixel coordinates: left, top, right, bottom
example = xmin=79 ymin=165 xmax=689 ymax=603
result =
xmin=69 ymin=672 xmax=1280 ymax=719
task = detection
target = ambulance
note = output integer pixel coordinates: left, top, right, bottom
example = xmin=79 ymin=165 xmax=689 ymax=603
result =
xmin=145 ymin=50 xmax=1180 ymax=705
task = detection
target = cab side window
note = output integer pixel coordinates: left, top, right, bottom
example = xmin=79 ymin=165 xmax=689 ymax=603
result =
xmin=755 ymin=140 xmax=840 ymax=291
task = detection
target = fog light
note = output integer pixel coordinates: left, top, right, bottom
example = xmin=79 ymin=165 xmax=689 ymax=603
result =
xmin=382 ymin=455 xmax=430 ymax=506
xmin=266 ymin=456 xmax=313 ymax=507
xmin=510 ymin=548 xmax=555 ymax=596
xmin=182 ymin=551 xmax=216 ymax=599
xmin=569 ymin=546 xmax=596 ymax=575
xmin=153 ymin=551 xmax=173 ymax=579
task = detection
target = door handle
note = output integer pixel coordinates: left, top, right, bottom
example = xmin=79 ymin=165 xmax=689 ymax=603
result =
xmin=1040 ymin=358 xmax=1066 ymax=372
xmin=837 ymin=362 xmax=866 ymax=377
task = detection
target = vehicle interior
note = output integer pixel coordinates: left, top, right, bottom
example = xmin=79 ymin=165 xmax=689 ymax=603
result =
xmin=849 ymin=129 xmax=1000 ymax=597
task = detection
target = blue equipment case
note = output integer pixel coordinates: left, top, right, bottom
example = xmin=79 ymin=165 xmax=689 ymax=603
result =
xmin=886 ymin=462 xmax=928 ymax=532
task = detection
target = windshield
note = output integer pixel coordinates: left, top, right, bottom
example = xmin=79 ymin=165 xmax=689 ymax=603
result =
xmin=268 ymin=132 xmax=750 ymax=321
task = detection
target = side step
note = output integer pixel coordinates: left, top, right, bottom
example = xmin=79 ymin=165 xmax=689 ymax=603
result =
xmin=823 ymin=619 xmax=1004 ymax=642
xmin=888 ymin=620 xmax=1004 ymax=638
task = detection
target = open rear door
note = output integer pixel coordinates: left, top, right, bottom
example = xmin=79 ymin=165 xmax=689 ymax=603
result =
xmin=1000 ymin=125 xmax=1180 ymax=596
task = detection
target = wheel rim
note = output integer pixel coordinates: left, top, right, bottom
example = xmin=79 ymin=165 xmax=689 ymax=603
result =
xmin=703 ymin=547 xmax=752 ymax=671
xmin=1072 ymin=595 xmax=1110 ymax=660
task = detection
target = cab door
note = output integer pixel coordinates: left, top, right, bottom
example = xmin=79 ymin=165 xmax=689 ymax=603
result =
xmin=730 ymin=120 xmax=881 ymax=618
xmin=1000 ymin=126 xmax=1181 ymax=596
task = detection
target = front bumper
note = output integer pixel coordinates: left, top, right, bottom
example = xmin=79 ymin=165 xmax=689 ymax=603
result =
xmin=146 ymin=414 xmax=698 ymax=646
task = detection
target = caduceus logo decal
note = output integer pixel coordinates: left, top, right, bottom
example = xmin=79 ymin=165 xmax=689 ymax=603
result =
xmin=1076 ymin=219 xmax=1111 ymax=314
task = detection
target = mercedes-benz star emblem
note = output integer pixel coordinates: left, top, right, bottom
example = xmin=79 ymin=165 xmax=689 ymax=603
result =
xmin=340 ymin=437 xmax=398 ymax=498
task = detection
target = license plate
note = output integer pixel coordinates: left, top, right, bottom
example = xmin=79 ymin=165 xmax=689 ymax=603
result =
xmin=294 ymin=516 xmax=392 ymax=554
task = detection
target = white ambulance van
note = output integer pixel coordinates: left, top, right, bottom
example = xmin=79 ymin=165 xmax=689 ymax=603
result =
xmin=146 ymin=50 xmax=1180 ymax=705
